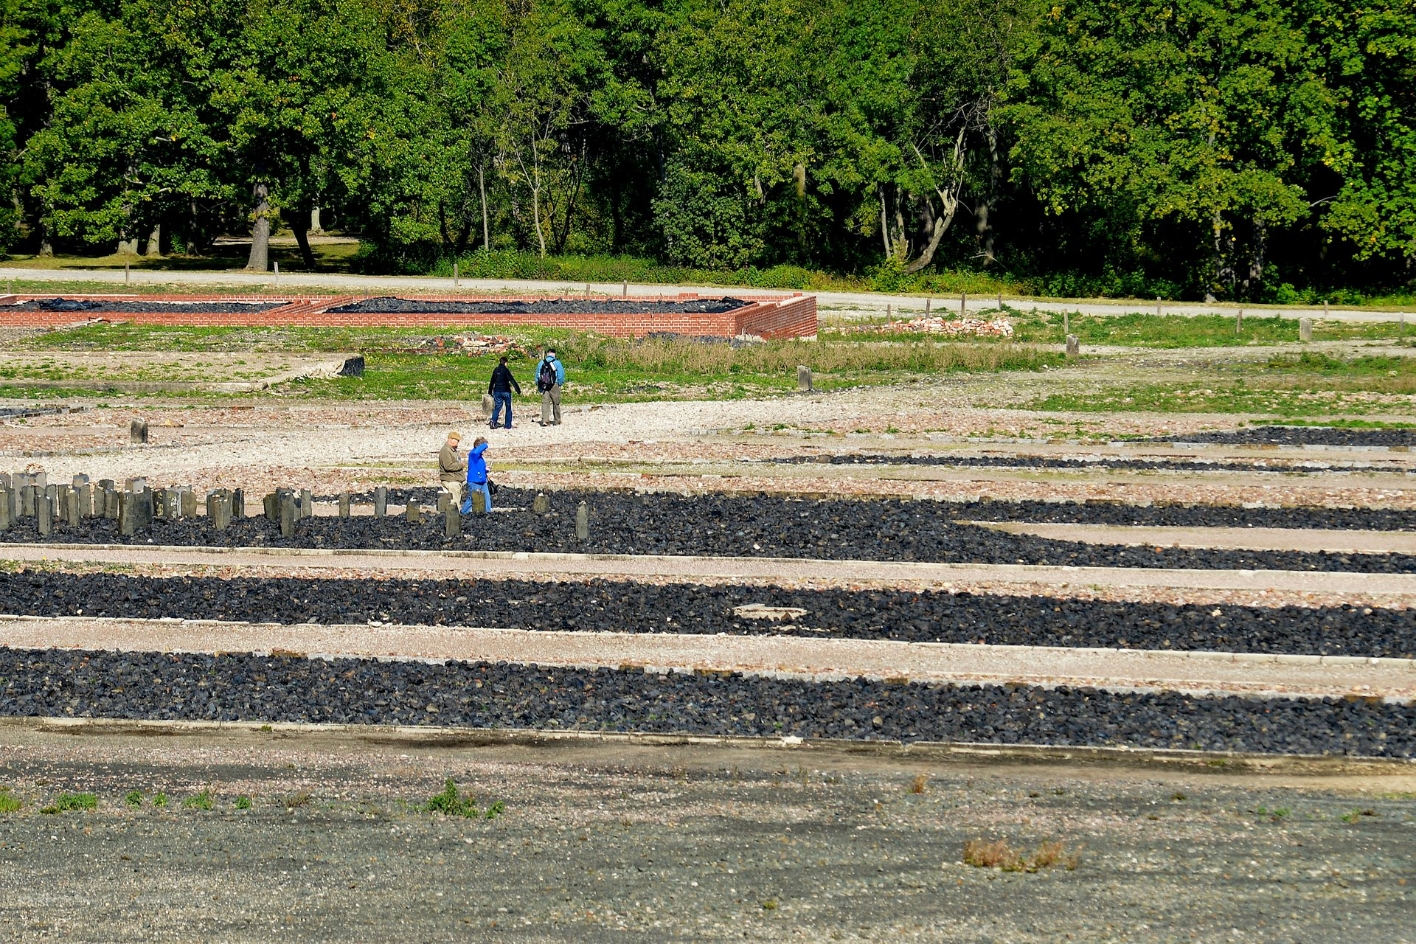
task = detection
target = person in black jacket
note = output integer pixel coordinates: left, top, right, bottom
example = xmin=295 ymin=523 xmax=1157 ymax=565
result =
xmin=487 ymin=356 xmax=522 ymax=429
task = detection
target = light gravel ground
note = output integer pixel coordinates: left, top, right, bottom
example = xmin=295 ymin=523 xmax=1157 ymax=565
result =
xmin=0 ymin=615 xmax=1410 ymax=701
xmin=0 ymin=723 xmax=1413 ymax=943
xmin=972 ymin=523 xmax=1416 ymax=555
xmin=8 ymin=542 xmax=1416 ymax=597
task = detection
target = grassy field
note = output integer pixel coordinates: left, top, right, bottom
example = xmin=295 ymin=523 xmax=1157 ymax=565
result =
xmin=832 ymin=310 xmax=1414 ymax=347
xmin=6 ymin=323 xmax=1063 ymax=403
xmin=1029 ymin=352 xmax=1416 ymax=417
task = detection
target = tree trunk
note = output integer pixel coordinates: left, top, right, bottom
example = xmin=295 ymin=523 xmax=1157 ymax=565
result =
xmin=479 ymin=164 xmax=490 ymax=252
xmin=145 ymin=223 xmax=162 ymax=258
xmin=38 ymin=225 xmax=53 ymax=257
xmin=282 ymin=207 xmax=316 ymax=270
xmin=246 ymin=181 xmax=271 ymax=271
xmin=117 ymin=237 xmax=139 ymax=255
xmin=531 ymin=144 xmax=546 ymax=258
xmin=310 ymin=207 xmax=322 ymax=234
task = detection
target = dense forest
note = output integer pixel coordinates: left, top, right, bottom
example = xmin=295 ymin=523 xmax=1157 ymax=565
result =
xmin=1 ymin=0 xmax=1413 ymax=299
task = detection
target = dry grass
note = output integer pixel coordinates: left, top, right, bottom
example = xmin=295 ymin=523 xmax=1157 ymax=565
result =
xmin=909 ymin=774 xmax=929 ymax=794
xmin=963 ymin=838 xmax=1080 ymax=873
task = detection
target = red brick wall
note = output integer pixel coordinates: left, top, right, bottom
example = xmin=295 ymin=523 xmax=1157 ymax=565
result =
xmin=1 ymin=292 xmax=819 ymax=339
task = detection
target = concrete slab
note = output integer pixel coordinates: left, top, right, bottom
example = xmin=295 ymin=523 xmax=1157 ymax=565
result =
xmin=6 ymin=541 xmax=1416 ymax=595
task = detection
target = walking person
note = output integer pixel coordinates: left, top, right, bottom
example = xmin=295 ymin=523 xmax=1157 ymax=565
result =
xmin=460 ymin=436 xmax=492 ymax=514
xmin=487 ymin=356 xmax=521 ymax=429
xmin=438 ymin=431 xmax=466 ymax=509
xmin=537 ymin=348 xmax=565 ymax=426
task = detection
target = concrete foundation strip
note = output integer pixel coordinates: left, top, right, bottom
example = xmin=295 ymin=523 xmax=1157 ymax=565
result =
xmin=6 ymin=541 xmax=1416 ymax=595
xmin=969 ymin=522 xmax=1416 ymax=555
xmin=3 ymin=716 xmax=1412 ymax=774
xmin=0 ymin=614 xmax=1411 ymax=702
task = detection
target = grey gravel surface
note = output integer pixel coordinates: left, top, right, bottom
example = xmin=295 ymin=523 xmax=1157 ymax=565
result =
xmin=0 ymin=725 xmax=1412 ymax=943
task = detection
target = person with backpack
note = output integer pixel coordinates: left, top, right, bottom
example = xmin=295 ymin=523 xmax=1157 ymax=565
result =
xmin=537 ymin=349 xmax=565 ymax=426
xmin=460 ymin=436 xmax=492 ymax=513
xmin=486 ymin=356 xmax=522 ymax=429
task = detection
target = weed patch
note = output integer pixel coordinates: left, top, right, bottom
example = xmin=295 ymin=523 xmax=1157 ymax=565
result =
xmin=41 ymin=792 xmax=97 ymax=814
xmin=0 ymin=788 xmax=21 ymax=813
xmin=124 ymin=791 xmax=143 ymax=807
xmin=424 ymin=778 xmax=503 ymax=820
xmin=963 ymin=838 xmax=1080 ymax=873
xmin=183 ymin=789 xmax=214 ymax=810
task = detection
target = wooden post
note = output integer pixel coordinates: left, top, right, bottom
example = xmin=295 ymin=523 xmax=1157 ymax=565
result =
xmin=453 ymin=260 xmax=459 ymax=289
xmin=960 ymin=292 xmax=966 ymax=316
xmin=1237 ymin=309 xmax=1243 ymax=334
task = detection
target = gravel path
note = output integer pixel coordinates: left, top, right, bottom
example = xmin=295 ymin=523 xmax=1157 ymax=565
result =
xmin=2 ymin=616 xmax=1410 ymax=701
xmin=2 ymin=724 xmax=1412 ymax=943
xmin=9 ymin=541 xmax=1416 ymax=595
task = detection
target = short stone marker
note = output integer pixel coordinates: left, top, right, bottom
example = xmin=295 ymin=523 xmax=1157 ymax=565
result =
xmin=263 ymin=491 xmax=279 ymax=521
xmin=338 ymin=493 xmax=351 ymax=518
xmin=181 ymin=488 xmax=197 ymax=518
xmin=232 ymin=489 xmax=245 ymax=519
xmin=301 ymin=488 xmax=314 ymax=521
xmin=63 ymin=486 xmax=80 ymax=527
xmin=1065 ymin=334 xmax=1080 ymax=357
xmin=279 ymin=492 xmax=296 ymax=537
xmin=35 ymin=494 xmax=51 ymax=536
xmin=437 ymin=489 xmax=451 ymax=514
xmin=130 ymin=419 xmax=148 ymax=444
xmin=103 ymin=485 xmax=120 ymax=520
xmin=444 ymin=502 xmax=460 ymax=538
xmin=406 ymin=500 xmax=421 ymax=523
xmin=470 ymin=489 xmax=485 ymax=515
xmin=77 ymin=484 xmax=92 ymax=518
xmin=71 ymin=474 xmax=88 ymax=490
xmin=18 ymin=484 xmax=33 ymax=517
xmin=1299 ymin=317 xmax=1313 ymax=342
xmin=119 ymin=489 xmax=152 ymax=536
xmin=576 ymin=501 xmax=589 ymax=542
xmin=374 ymin=486 xmax=388 ymax=518
xmin=533 ymin=492 xmax=550 ymax=514
xmin=797 ymin=366 xmax=813 ymax=392
xmin=0 ymin=488 xmax=10 ymax=530
xmin=481 ymin=394 xmax=494 ymax=420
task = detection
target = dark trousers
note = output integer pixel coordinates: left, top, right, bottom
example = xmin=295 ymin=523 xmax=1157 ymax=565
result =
xmin=491 ymin=392 xmax=513 ymax=427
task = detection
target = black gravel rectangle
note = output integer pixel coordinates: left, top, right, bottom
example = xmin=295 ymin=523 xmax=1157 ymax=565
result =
xmin=9 ymin=298 xmax=286 ymax=314
xmin=1149 ymin=426 xmax=1416 ymax=448
xmin=0 ymin=648 xmax=1410 ymax=758
xmin=2 ymin=571 xmax=1412 ymax=659
xmin=327 ymin=296 xmax=748 ymax=315
xmin=1 ymin=490 xmax=1413 ymax=572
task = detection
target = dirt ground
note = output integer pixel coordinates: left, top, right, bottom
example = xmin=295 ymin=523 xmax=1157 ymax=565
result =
xmin=0 ymin=723 xmax=1413 ymax=943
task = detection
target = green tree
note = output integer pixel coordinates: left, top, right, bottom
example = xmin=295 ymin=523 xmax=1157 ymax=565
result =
xmin=1002 ymin=0 xmax=1342 ymax=297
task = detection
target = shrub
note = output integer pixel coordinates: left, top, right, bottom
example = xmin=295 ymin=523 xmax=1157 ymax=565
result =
xmin=424 ymin=778 xmax=503 ymax=820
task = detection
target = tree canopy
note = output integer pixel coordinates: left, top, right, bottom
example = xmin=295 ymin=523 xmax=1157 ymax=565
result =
xmin=1 ymin=0 xmax=1412 ymax=298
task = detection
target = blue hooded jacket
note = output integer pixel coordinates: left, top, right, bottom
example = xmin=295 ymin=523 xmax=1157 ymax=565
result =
xmin=541 ymin=354 xmax=565 ymax=386
xmin=465 ymin=442 xmax=488 ymax=484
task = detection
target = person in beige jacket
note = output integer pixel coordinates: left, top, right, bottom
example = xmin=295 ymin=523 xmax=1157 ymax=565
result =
xmin=438 ymin=431 xmax=466 ymax=507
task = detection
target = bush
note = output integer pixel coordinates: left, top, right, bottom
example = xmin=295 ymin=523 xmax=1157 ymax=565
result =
xmin=424 ymin=778 xmax=503 ymax=820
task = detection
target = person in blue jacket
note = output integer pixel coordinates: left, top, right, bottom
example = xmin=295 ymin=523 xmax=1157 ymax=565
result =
xmin=460 ymin=436 xmax=491 ymax=513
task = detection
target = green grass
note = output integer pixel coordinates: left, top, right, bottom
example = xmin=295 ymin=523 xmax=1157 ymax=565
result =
xmin=17 ymin=323 xmax=1062 ymax=402
xmin=0 ymin=788 xmax=21 ymax=813
xmin=839 ymin=309 xmax=1412 ymax=347
xmin=424 ymin=778 xmax=504 ymax=820
xmin=183 ymin=789 xmax=214 ymax=810
xmin=41 ymin=792 xmax=97 ymax=813
xmin=124 ymin=790 xmax=144 ymax=807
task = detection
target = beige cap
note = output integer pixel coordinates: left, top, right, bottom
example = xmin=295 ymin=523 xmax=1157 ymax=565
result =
xmin=447 ymin=431 xmax=462 ymax=441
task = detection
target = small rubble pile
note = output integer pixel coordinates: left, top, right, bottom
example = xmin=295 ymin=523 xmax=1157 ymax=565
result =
xmin=399 ymin=334 xmax=531 ymax=357
xmin=864 ymin=316 xmax=1014 ymax=337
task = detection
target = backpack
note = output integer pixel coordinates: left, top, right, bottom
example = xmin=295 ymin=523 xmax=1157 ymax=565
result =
xmin=537 ymin=359 xmax=557 ymax=392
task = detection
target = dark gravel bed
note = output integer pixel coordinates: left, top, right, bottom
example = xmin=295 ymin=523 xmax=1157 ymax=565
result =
xmin=768 ymin=453 xmax=1406 ymax=474
xmin=9 ymin=298 xmax=285 ymax=314
xmin=3 ymin=490 xmax=1413 ymax=572
xmin=3 ymin=571 xmax=1412 ymax=658
xmin=1150 ymin=426 xmax=1416 ymax=448
xmin=328 ymin=296 xmax=748 ymax=315
xmin=1 ymin=648 xmax=1410 ymax=757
